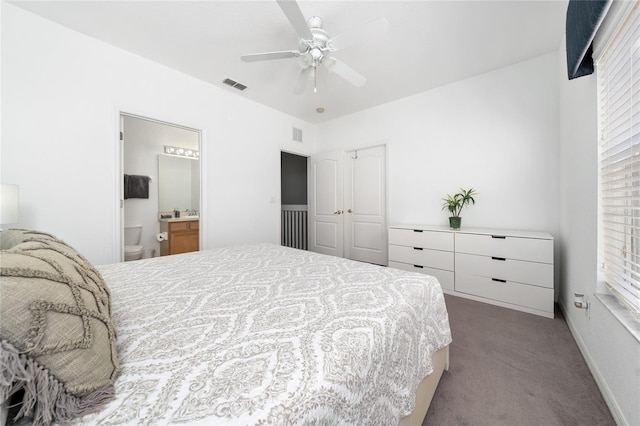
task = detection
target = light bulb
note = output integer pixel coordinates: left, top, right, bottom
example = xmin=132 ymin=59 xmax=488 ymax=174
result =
xmin=322 ymin=57 xmax=336 ymax=72
xmin=297 ymin=52 xmax=313 ymax=69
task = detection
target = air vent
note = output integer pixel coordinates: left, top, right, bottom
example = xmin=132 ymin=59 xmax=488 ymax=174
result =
xmin=222 ymin=78 xmax=247 ymax=91
xmin=292 ymin=127 xmax=303 ymax=142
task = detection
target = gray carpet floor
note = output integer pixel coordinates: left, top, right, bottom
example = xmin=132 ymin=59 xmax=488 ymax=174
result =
xmin=423 ymin=294 xmax=615 ymax=426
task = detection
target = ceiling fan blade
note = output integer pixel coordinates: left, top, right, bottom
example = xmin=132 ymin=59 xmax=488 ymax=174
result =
xmin=329 ymin=17 xmax=389 ymax=51
xmin=322 ymin=57 xmax=366 ymax=87
xmin=241 ymin=50 xmax=300 ymax=62
xmin=277 ymin=0 xmax=313 ymax=40
xmin=293 ymin=67 xmax=314 ymax=95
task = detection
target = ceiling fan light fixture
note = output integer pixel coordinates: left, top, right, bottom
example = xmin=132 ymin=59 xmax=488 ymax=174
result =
xmin=297 ymin=52 xmax=313 ymax=69
xmin=316 ymin=107 xmax=325 ymax=113
xmin=321 ymin=56 xmax=336 ymax=72
xmin=307 ymin=16 xmax=323 ymax=29
xmin=310 ymin=47 xmax=323 ymax=62
xmin=298 ymin=48 xmax=323 ymax=69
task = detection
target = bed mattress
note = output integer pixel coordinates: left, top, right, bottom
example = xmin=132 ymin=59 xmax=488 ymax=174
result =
xmin=79 ymin=243 xmax=451 ymax=425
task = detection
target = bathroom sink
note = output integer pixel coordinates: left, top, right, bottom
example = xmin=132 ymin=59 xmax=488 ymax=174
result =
xmin=159 ymin=216 xmax=199 ymax=222
xmin=174 ymin=215 xmax=199 ymax=221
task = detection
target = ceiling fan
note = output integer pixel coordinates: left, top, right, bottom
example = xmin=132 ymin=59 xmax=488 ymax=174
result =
xmin=240 ymin=0 xmax=388 ymax=94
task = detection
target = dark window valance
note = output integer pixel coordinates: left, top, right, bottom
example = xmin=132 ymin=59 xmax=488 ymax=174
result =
xmin=566 ymin=0 xmax=612 ymax=80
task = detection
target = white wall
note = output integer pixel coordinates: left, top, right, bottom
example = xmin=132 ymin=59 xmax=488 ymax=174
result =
xmin=1 ymin=3 xmax=316 ymax=265
xmin=317 ymin=52 xmax=560 ymax=237
xmin=558 ymin=45 xmax=640 ymax=426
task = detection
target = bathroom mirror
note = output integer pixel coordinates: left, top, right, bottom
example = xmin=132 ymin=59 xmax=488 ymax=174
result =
xmin=158 ymin=154 xmax=200 ymax=213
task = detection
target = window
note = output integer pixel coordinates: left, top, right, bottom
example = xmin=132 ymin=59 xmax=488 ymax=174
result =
xmin=597 ymin=2 xmax=640 ymax=316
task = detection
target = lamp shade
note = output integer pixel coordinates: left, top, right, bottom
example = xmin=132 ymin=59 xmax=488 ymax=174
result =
xmin=1 ymin=184 xmax=19 ymax=225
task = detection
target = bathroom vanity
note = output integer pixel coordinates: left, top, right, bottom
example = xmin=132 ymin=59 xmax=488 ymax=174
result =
xmin=159 ymin=217 xmax=199 ymax=256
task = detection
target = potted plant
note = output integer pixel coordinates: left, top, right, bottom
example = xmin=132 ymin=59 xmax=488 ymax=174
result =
xmin=442 ymin=188 xmax=477 ymax=229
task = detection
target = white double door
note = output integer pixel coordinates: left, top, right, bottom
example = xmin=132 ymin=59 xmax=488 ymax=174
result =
xmin=308 ymin=145 xmax=387 ymax=265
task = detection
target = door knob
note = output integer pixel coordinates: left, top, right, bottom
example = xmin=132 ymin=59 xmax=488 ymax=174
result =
xmin=347 ymin=209 xmax=353 ymax=213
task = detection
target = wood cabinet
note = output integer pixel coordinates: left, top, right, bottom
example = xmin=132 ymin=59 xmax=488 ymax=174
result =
xmin=388 ymin=225 xmax=554 ymax=318
xmin=160 ymin=219 xmax=199 ymax=256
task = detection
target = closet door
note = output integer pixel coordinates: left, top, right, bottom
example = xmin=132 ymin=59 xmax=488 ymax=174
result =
xmin=308 ymin=151 xmax=344 ymax=257
xmin=344 ymin=145 xmax=387 ymax=265
xmin=308 ymin=145 xmax=387 ymax=265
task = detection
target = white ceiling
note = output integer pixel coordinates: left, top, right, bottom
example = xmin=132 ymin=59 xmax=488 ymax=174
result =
xmin=10 ymin=0 xmax=568 ymax=123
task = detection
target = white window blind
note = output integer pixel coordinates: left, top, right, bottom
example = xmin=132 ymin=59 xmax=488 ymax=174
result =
xmin=598 ymin=2 xmax=640 ymax=316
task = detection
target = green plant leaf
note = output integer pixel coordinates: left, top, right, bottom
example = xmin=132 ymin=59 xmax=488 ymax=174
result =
xmin=442 ymin=188 xmax=477 ymax=217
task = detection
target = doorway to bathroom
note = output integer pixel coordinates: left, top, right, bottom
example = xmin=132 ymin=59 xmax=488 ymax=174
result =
xmin=120 ymin=113 xmax=202 ymax=262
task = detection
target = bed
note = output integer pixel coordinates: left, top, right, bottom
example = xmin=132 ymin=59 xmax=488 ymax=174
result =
xmin=1 ymin=236 xmax=451 ymax=425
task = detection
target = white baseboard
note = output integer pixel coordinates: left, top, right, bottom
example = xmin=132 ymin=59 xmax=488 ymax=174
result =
xmin=558 ymin=299 xmax=626 ymax=426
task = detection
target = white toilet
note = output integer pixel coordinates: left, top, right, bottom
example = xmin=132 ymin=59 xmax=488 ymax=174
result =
xmin=124 ymin=225 xmax=144 ymax=261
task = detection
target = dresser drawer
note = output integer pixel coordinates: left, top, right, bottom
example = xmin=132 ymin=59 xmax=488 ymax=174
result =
xmin=389 ymin=228 xmax=453 ymax=251
xmin=389 ymin=244 xmax=454 ymax=271
xmin=455 ymin=233 xmax=553 ymax=263
xmin=455 ymin=272 xmax=553 ymax=314
xmin=455 ymin=253 xmax=553 ymax=288
xmin=389 ymin=261 xmax=454 ymax=291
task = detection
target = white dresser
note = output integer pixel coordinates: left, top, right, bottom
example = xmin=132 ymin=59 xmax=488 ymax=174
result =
xmin=388 ymin=227 xmax=455 ymax=292
xmin=388 ymin=225 xmax=554 ymax=318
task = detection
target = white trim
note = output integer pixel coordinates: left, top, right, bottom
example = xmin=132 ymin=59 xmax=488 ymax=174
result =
xmin=281 ymin=148 xmax=310 ymax=158
xmin=595 ymin=291 xmax=640 ymax=343
xmin=111 ymin=108 xmax=122 ymax=264
xmin=199 ymin=127 xmax=208 ymax=252
xmin=559 ymin=300 xmax=627 ymax=426
xmin=121 ymin=111 xmax=201 ymax=134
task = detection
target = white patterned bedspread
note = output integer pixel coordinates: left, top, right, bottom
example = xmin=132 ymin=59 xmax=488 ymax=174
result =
xmin=82 ymin=244 xmax=451 ymax=425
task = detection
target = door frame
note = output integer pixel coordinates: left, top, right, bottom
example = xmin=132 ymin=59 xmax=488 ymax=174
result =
xmin=112 ymin=108 xmax=208 ymax=263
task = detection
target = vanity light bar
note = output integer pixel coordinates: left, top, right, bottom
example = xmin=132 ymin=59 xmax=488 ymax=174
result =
xmin=164 ymin=145 xmax=199 ymax=158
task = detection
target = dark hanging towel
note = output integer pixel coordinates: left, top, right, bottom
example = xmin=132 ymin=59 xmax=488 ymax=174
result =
xmin=124 ymin=174 xmax=150 ymax=199
xmin=566 ymin=0 xmax=612 ymax=80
